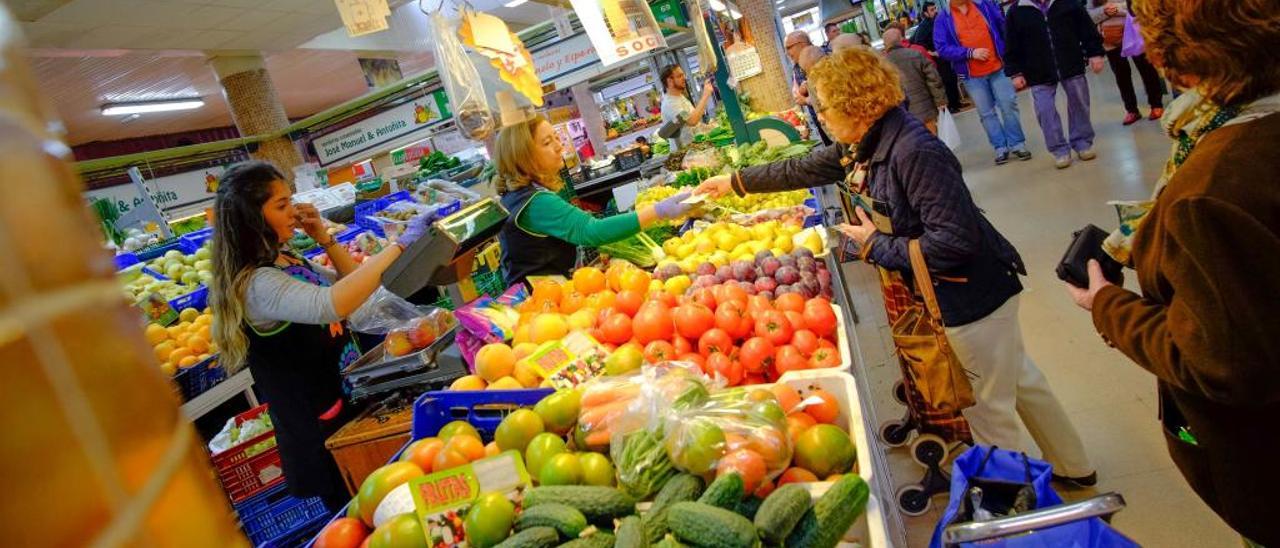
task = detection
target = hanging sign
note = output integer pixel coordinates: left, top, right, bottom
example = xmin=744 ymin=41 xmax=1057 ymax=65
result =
xmin=334 ymin=0 xmax=391 ymax=37
xmin=84 ymin=166 xmax=224 ymax=220
xmin=568 ymin=0 xmax=668 ymax=67
xmin=531 ymin=32 xmax=599 ymax=85
xmin=311 ymin=90 xmax=452 ymax=166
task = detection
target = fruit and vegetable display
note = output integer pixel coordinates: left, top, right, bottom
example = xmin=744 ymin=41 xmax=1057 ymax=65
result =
xmin=143 ymin=306 xmax=217 ymax=375
xmin=710 ymin=189 xmax=811 ymax=216
xmin=652 ymin=245 xmax=833 ymax=301
xmin=653 ymin=220 xmax=827 ymax=278
xmin=718 ymin=142 xmax=815 ymax=171
xmin=143 ymin=244 xmax=214 ymax=287
xmin=419 ymin=150 xmax=464 ymax=175
xmin=671 ymin=166 xmax=716 ymax=189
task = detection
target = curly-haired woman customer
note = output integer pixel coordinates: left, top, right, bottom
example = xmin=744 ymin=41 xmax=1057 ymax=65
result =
xmin=697 ymin=47 xmax=1094 ymax=484
xmin=1066 ymin=0 xmax=1280 ymax=543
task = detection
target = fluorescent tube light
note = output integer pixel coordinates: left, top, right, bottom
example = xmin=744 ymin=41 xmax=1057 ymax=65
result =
xmin=101 ymin=99 xmax=204 ymax=116
xmin=504 ymin=0 xmax=528 ymax=7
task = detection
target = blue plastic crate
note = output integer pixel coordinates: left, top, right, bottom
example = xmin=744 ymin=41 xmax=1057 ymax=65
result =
xmin=180 ymin=227 xmax=214 ymax=250
xmin=114 ymin=253 xmax=140 ymax=271
xmin=236 ymin=483 xmax=329 ymax=546
xmin=411 ymin=388 xmax=554 ymax=441
xmin=803 ymin=214 xmax=825 ymax=228
xmin=261 ymin=512 xmax=332 ymax=548
xmin=168 ymin=284 xmax=208 ymax=312
xmin=174 ymin=355 xmax=225 ymax=401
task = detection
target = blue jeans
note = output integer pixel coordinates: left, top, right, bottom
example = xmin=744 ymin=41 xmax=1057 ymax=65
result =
xmin=963 ymin=72 xmax=1027 ymax=155
xmin=1030 ymin=75 xmax=1095 ymax=158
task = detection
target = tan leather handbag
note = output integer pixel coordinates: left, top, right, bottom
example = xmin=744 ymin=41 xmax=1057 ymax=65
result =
xmin=891 ymin=240 xmax=977 ymax=413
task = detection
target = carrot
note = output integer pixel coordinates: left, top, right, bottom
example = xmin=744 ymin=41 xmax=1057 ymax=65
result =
xmin=578 ymin=398 xmax=631 ymax=427
xmin=580 ymin=384 xmax=640 ymax=408
xmin=585 ymin=429 xmax=613 ymax=447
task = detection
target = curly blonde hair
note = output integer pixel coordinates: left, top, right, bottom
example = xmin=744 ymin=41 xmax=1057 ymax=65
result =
xmin=1133 ymin=0 xmax=1280 ymax=106
xmin=807 ymin=47 xmax=905 ymax=127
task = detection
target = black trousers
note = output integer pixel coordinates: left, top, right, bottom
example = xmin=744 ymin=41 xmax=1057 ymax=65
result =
xmin=936 ymin=58 xmax=964 ymax=108
xmin=1105 ymin=48 xmax=1164 ymax=114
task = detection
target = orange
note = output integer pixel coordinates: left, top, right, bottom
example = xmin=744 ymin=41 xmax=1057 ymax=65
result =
xmin=512 ymin=342 xmax=539 ymax=361
xmin=197 ymin=353 xmax=212 ymax=361
xmin=572 ymin=267 xmax=606 ymax=295
xmin=619 ymin=269 xmax=652 ymax=293
xmin=187 ymin=336 xmax=210 ymax=355
xmin=446 ymin=435 xmax=487 ymax=462
xmin=450 ymin=375 xmax=487 ymax=391
xmin=177 ymin=355 xmax=199 ymax=368
xmin=559 ymin=291 xmax=585 ymax=314
xmin=529 ymin=314 xmax=569 ymax=344
xmin=513 ymin=324 xmax=532 ymax=346
xmin=485 ymin=441 xmax=501 ymax=457
xmin=169 ymin=347 xmax=194 ymax=364
xmin=606 ymin=261 xmax=632 ymax=292
xmin=144 ymin=324 xmax=169 ymax=346
xmin=487 ymin=376 xmax=524 ymax=390
xmin=475 ymin=343 xmax=516 ymax=382
xmin=531 ymin=279 xmax=563 ymax=306
xmin=153 ymin=341 xmax=176 ymax=363
xmin=165 ymin=326 xmax=183 ymax=339
xmin=196 ymin=324 xmax=212 ymax=341
xmin=431 ymin=447 xmax=470 ymax=473
xmin=513 ymin=361 xmax=540 ymax=388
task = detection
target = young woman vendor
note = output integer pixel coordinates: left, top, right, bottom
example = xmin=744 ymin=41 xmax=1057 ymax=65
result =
xmin=495 ymin=115 xmax=694 ymax=285
xmin=209 ymin=161 xmax=431 ymax=510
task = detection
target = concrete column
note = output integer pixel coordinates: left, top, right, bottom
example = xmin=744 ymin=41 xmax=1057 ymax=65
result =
xmin=208 ymin=54 xmax=302 ymax=183
xmin=735 ymin=0 xmax=793 ymax=113
xmin=571 ymin=83 xmax=607 ymax=160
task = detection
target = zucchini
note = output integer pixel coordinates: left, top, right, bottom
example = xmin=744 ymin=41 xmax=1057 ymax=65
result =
xmin=516 ymin=503 xmax=589 ymax=538
xmin=697 ymin=474 xmax=744 ymax=510
xmin=497 ymin=527 xmax=562 ymax=548
xmin=784 ymin=475 xmax=870 ymax=548
xmin=666 ymin=502 xmax=757 ymax=548
xmin=525 ymin=486 xmax=637 ymax=525
xmin=732 ymin=497 xmax=763 ymax=521
xmin=753 ymin=485 xmax=810 ymax=544
xmin=644 ymin=474 xmax=707 ymax=543
xmin=559 ymin=532 xmax=616 ymax=548
xmin=614 ymin=516 xmax=647 ymax=548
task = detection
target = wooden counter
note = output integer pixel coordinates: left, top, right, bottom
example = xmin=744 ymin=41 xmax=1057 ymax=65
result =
xmin=325 ymin=396 xmax=416 ymax=494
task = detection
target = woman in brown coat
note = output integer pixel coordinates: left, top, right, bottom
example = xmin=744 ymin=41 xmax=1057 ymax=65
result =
xmin=1066 ymin=0 xmax=1280 ymax=543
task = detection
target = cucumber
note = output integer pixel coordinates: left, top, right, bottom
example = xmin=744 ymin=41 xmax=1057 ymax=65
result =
xmin=614 ymin=516 xmax=647 ymax=548
xmin=732 ymin=497 xmax=763 ymax=521
xmin=525 ymin=486 xmax=637 ymax=525
xmin=497 ymin=527 xmax=562 ymax=548
xmin=559 ymin=532 xmax=616 ymax=548
xmin=643 ymin=474 xmax=707 ymax=544
xmin=516 ymin=504 xmax=589 ymax=539
xmin=753 ymin=485 xmax=810 ymax=544
xmin=784 ymin=475 xmax=870 ymax=548
xmin=653 ymin=535 xmax=687 ymax=548
xmin=697 ymin=474 xmax=744 ymax=510
xmin=666 ymin=502 xmax=757 ymax=548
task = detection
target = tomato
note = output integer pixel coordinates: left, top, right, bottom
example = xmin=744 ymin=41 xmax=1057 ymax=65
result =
xmin=783 ymin=310 xmax=807 ymax=332
xmin=817 ymin=338 xmax=837 ymax=352
xmin=672 ymin=334 xmax=693 ymax=355
xmin=614 ymin=289 xmax=645 ymax=317
xmin=810 ymin=345 xmax=841 ymax=369
xmin=753 ymin=476 xmax=776 ymax=499
xmin=358 ymin=462 xmax=425 ymax=525
xmin=803 ymin=388 xmax=841 ymax=424
xmin=803 ymin=297 xmax=838 ymax=337
xmin=707 ymin=351 xmax=744 ymax=385
xmin=644 ymin=340 xmax=677 ymax=363
xmin=445 ymin=434 xmax=487 ymax=461
xmin=673 ymin=304 xmax=716 ymax=339
xmin=464 ymin=493 xmax=517 ymax=548
xmin=599 ymin=313 xmax=633 ymax=345
xmin=794 ymin=424 xmax=856 ymax=478
xmin=738 ymin=337 xmax=776 ymax=374
xmin=774 ymin=345 xmax=809 ymax=376
xmin=777 ymin=467 xmax=820 ymax=486
xmin=775 ymin=292 xmax=806 ymax=314
xmin=690 ymin=287 xmax=718 ymax=310
xmin=744 ymin=373 xmax=768 ymax=385
xmin=619 ymin=268 xmax=652 ymax=293
xmin=785 ymin=412 xmax=817 ymax=445
xmin=771 ymin=383 xmax=802 ymax=413
xmin=717 ymin=284 xmax=749 ymax=308
xmin=678 ymin=352 xmax=707 ymax=373
xmin=791 ymin=329 xmax=819 ymax=357
xmin=632 ymin=303 xmax=674 ymax=344
xmin=716 ymin=448 xmax=767 ymax=494
xmin=747 ymin=294 xmax=774 ymax=317
xmin=698 ymin=328 xmax=734 ymax=356
xmin=715 ymin=301 xmax=753 ymax=339
xmin=753 ymin=310 xmax=794 ymax=346
xmin=370 ymin=512 xmax=428 ymax=548
xmin=648 ymin=289 xmax=678 ymax=308
xmin=316 ymin=517 xmax=368 ymax=548
xmin=399 ymin=437 xmax=444 ymax=474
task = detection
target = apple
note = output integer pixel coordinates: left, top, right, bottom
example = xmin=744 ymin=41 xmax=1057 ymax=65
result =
xmin=385 ymin=331 xmax=415 ymax=357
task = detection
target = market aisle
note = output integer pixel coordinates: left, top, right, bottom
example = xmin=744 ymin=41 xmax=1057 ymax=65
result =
xmin=840 ymin=72 xmax=1240 ymax=547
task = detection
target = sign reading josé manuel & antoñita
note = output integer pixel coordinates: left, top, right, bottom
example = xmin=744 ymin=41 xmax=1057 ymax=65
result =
xmin=313 ymin=89 xmax=451 ymax=166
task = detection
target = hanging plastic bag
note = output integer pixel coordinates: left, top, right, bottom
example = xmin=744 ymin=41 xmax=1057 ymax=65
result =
xmin=661 ymin=388 xmax=793 ymax=490
xmin=347 ymin=286 xmax=455 ymax=338
xmin=1120 ymin=14 xmax=1145 ymax=58
xmin=938 ymin=108 xmax=962 ymax=151
xmin=430 ymin=11 xmax=494 ymax=140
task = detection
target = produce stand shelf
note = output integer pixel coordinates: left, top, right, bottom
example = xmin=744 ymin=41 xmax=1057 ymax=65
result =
xmin=181 ymin=367 xmax=256 ymax=421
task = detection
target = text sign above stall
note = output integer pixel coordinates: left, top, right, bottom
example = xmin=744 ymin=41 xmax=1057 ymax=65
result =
xmin=531 ymin=32 xmax=599 ymax=85
xmin=312 ymin=90 xmax=451 ymax=166
xmin=568 ymin=0 xmax=668 ymax=67
xmin=84 ymin=166 xmax=224 ymax=219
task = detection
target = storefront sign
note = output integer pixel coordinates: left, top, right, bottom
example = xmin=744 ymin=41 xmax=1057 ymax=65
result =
xmin=84 ymin=167 xmax=224 ymax=219
xmin=311 ymin=89 xmax=451 ymax=166
xmin=569 ymin=0 xmax=668 ymax=67
xmin=531 ymin=32 xmax=600 ymax=85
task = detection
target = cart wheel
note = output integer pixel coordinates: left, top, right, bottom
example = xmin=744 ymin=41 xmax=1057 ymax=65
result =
xmin=911 ymin=434 xmax=948 ymax=468
xmin=893 ymin=380 xmax=909 ymax=405
xmin=896 ymin=483 xmax=932 ymax=516
xmin=879 ymin=419 xmax=912 ymax=447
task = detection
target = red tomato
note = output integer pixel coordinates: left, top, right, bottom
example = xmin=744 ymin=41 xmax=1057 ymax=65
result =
xmin=673 ymin=304 xmax=716 ymax=339
xmin=672 ymin=334 xmax=693 ymax=355
xmin=716 ymin=449 xmax=767 ymax=494
xmin=615 ymin=289 xmax=645 ymax=317
xmin=648 ymin=290 xmax=678 ymax=308
xmin=810 ymin=345 xmax=841 ymax=369
xmin=690 ymin=287 xmax=718 ymax=310
xmin=600 ymin=313 xmax=633 ymax=344
xmin=775 ymin=292 xmax=806 ymax=314
xmin=633 ymin=303 xmax=674 ymax=344
xmin=678 ymin=352 xmax=707 ymax=372
xmin=803 ymin=297 xmax=838 ymax=337
xmin=753 ymin=476 xmax=776 ymax=499
xmin=400 ymin=438 xmax=444 ymax=474
xmin=715 ymin=301 xmax=753 ymax=340
xmin=718 ymin=284 xmax=749 ymax=308
xmin=738 ymin=337 xmax=776 ymax=374
xmin=754 ymin=310 xmax=794 ymax=346
xmin=785 ymin=412 xmax=818 ymax=445
xmin=784 ymin=310 xmax=807 ymax=332
xmin=803 ymin=388 xmax=841 ymax=424
xmin=772 ymin=383 xmax=803 ymax=413
xmin=747 ymin=294 xmax=774 ymax=317
xmin=315 ymin=517 xmax=368 ymax=548
xmin=791 ymin=329 xmax=819 ymax=357
xmin=777 ymin=467 xmax=820 ymax=486
xmin=817 ymin=338 xmax=837 ymax=352
xmin=774 ymin=345 xmax=809 ymax=375
xmin=644 ymin=340 xmax=677 ymax=363
xmin=744 ymin=373 xmax=768 ymax=385
xmin=698 ymin=328 xmax=734 ymax=356
xmin=707 ymin=351 xmax=744 ymax=385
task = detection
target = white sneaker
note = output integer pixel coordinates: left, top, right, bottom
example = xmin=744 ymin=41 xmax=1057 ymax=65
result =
xmin=1077 ymin=149 xmax=1097 ymax=161
xmin=1055 ymin=156 xmax=1072 ymax=169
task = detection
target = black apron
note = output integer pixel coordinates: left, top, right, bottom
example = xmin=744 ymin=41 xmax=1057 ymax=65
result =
xmin=246 ymin=253 xmax=362 ymax=507
xmin=498 ymin=184 xmax=580 ymax=286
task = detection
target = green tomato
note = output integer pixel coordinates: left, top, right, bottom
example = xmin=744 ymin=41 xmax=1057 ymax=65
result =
xmin=539 ymin=453 xmax=583 ymax=486
xmin=464 ymin=493 xmax=516 ymax=548
xmin=525 ymin=433 xmax=568 ymax=483
xmin=578 ymin=452 xmax=616 ymax=487
xmin=369 ymin=512 xmax=428 ymax=548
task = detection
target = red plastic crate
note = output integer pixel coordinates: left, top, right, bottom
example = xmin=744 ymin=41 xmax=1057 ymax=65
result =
xmin=210 ymin=404 xmax=286 ymax=503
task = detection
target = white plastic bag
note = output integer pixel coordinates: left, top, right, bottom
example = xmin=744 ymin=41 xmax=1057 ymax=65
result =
xmin=430 ymin=12 xmax=494 ymax=140
xmin=938 ymin=108 xmax=961 ymax=151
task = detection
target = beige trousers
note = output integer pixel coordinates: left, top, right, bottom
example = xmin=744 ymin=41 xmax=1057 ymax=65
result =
xmin=945 ymin=295 xmax=1093 ymax=477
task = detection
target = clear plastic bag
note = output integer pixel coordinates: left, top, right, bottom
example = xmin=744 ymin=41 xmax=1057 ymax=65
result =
xmin=431 ymin=11 xmax=495 ymax=140
xmin=662 ymin=388 xmax=793 ymax=491
xmin=348 ymin=286 xmax=455 ymax=342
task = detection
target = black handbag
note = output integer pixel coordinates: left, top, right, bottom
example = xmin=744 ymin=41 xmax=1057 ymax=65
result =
xmin=951 ymin=446 xmax=1038 ymax=523
xmin=1056 ymin=224 xmax=1124 ymax=288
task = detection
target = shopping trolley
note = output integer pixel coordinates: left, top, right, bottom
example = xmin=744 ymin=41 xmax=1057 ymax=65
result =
xmin=940 ymin=493 xmax=1137 ymax=547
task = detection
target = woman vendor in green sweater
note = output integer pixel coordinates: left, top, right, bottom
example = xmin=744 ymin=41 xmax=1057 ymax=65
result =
xmin=495 ymin=115 xmax=693 ymax=285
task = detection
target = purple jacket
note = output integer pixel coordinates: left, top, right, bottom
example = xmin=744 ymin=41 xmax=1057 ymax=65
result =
xmin=932 ymin=0 xmax=1009 ymax=79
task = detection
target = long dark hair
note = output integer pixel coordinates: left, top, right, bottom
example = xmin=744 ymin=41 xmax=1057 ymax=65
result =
xmin=209 ymin=160 xmax=286 ymax=372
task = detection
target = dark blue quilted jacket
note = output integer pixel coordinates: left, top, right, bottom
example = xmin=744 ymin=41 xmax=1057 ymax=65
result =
xmin=738 ymin=107 xmax=1025 ymax=326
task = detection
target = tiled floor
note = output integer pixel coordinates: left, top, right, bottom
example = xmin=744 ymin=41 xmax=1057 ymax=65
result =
xmin=839 ymin=72 xmax=1240 ymax=547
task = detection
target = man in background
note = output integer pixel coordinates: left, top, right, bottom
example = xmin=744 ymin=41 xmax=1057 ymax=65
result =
xmin=883 ymin=27 xmax=948 ymax=133
xmin=824 ymin=22 xmax=841 ymax=45
xmin=658 ymin=65 xmax=715 ymax=151
xmin=785 ymin=31 xmax=833 ymax=145
xmin=913 ymin=2 xmax=966 ymax=111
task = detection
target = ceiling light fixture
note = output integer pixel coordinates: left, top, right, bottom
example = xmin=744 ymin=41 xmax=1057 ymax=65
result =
xmin=503 ymin=0 xmax=528 ymax=7
xmin=710 ymin=0 xmax=727 ymax=11
xmin=100 ymin=98 xmax=204 ymax=116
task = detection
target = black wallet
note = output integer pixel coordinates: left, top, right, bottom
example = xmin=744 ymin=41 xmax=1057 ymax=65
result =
xmin=1056 ymin=224 xmax=1124 ymax=288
